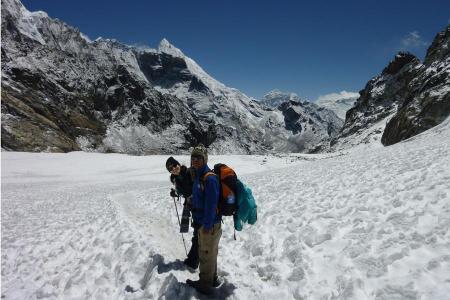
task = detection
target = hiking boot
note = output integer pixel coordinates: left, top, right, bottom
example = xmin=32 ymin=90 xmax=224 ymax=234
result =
xmin=213 ymin=276 xmax=221 ymax=288
xmin=186 ymin=279 xmax=213 ymax=295
xmin=183 ymin=258 xmax=199 ymax=270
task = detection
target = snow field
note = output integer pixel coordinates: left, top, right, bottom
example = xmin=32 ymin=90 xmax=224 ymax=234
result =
xmin=1 ymin=118 xmax=450 ymax=299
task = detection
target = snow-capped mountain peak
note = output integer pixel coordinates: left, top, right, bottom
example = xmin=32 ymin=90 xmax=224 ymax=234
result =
xmin=260 ymin=89 xmax=301 ymax=108
xmin=3 ymin=0 xmax=47 ymax=45
xmin=158 ymin=38 xmax=185 ymax=58
xmin=153 ymin=38 xmax=232 ymax=97
xmin=6 ymin=0 xmax=444 ymax=156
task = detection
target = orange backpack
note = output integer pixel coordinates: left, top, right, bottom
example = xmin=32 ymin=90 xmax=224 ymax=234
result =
xmin=201 ymin=164 xmax=238 ymax=216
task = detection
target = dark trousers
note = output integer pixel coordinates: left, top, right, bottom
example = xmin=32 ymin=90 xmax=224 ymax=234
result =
xmin=187 ymin=222 xmax=200 ymax=264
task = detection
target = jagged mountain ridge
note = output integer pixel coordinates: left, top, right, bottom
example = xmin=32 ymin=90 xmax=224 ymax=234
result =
xmin=332 ymin=52 xmax=422 ymax=150
xmin=382 ymin=26 xmax=450 ymax=145
xmin=1 ymin=0 xmax=343 ymax=154
xmin=1 ymin=0 xmax=195 ymax=154
xmin=332 ymin=25 xmax=450 ymax=150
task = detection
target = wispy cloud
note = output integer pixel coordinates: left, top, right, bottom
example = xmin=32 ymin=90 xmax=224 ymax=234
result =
xmin=400 ymin=31 xmax=428 ymax=49
xmin=315 ymin=91 xmax=359 ymax=103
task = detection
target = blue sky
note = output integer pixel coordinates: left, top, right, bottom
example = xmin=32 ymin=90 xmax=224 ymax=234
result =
xmin=22 ymin=0 xmax=450 ymax=101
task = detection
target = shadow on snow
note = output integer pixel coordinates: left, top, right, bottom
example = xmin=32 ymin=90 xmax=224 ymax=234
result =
xmin=126 ymin=253 xmax=237 ymax=299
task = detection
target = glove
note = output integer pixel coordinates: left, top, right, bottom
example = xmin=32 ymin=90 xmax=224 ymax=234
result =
xmin=170 ymin=189 xmax=178 ymax=198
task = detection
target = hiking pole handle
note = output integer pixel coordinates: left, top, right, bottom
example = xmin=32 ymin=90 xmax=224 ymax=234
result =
xmin=170 ymin=189 xmax=178 ymax=198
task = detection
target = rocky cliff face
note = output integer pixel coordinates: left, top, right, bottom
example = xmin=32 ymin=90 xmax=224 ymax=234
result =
xmin=1 ymin=0 xmax=343 ymax=154
xmin=1 ymin=0 xmax=197 ymax=154
xmin=332 ymin=52 xmax=421 ymax=149
xmin=333 ymin=25 xmax=450 ymax=150
xmin=381 ymin=26 xmax=450 ymax=145
xmin=255 ymin=90 xmax=344 ymax=152
xmin=278 ymin=100 xmax=343 ymax=152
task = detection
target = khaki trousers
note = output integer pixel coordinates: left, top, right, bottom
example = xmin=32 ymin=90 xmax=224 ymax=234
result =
xmin=198 ymin=223 xmax=222 ymax=286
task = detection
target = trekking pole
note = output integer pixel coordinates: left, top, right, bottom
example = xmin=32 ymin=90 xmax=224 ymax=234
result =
xmin=172 ymin=196 xmax=188 ymax=256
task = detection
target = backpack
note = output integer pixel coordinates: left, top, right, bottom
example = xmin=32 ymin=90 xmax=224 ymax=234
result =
xmin=234 ymin=179 xmax=257 ymax=231
xmin=202 ymin=164 xmax=237 ymax=216
xmin=202 ymin=164 xmax=257 ymax=232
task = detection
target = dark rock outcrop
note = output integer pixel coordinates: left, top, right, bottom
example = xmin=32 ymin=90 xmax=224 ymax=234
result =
xmin=382 ymin=25 xmax=450 ymax=145
xmin=333 ymin=25 xmax=449 ymax=149
xmin=340 ymin=52 xmax=421 ymax=140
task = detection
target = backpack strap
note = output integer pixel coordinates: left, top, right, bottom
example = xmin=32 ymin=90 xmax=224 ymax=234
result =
xmin=200 ymin=171 xmax=220 ymax=215
xmin=200 ymin=171 xmax=216 ymax=192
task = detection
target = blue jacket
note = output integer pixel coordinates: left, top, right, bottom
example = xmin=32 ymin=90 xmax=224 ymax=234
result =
xmin=191 ymin=164 xmax=221 ymax=230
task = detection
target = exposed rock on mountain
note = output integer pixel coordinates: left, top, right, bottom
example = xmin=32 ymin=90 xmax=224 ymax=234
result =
xmin=278 ymin=100 xmax=343 ymax=152
xmin=382 ymin=25 xmax=450 ymax=145
xmin=1 ymin=0 xmax=198 ymax=154
xmin=332 ymin=24 xmax=449 ymax=150
xmin=332 ymin=52 xmax=421 ymax=149
xmin=1 ymin=0 xmax=344 ymax=154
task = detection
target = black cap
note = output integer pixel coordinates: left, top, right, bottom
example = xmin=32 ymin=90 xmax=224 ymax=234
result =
xmin=166 ymin=157 xmax=180 ymax=172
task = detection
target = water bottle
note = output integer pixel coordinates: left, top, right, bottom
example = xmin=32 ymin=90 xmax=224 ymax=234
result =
xmin=226 ymin=194 xmax=235 ymax=205
xmin=223 ymin=194 xmax=235 ymax=215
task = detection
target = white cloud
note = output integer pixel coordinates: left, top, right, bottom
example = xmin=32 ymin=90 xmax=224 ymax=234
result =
xmin=315 ymin=91 xmax=359 ymax=102
xmin=400 ymin=31 xmax=428 ymax=49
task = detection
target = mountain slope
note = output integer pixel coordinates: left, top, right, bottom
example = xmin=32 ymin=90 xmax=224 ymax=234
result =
xmin=278 ymin=100 xmax=343 ymax=152
xmin=1 ymin=0 xmax=196 ymax=154
xmin=382 ymin=25 xmax=450 ymax=145
xmin=332 ymin=52 xmax=422 ymax=150
xmin=1 ymin=0 xmax=343 ymax=154
xmin=332 ymin=25 xmax=450 ymax=150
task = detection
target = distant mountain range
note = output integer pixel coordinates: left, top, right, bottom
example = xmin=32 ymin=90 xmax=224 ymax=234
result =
xmin=1 ymin=0 xmax=449 ymax=154
xmin=260 ymin=90 xmax=301 ymax=108
xmin=315 ymin=91 xmax=359 ymax=120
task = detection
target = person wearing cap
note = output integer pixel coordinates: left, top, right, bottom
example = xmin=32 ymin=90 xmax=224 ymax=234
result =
xmin=186 ymin=144 xmax=222 ymax=295
xmin=165 ymin=156 xmax=199 ymax=269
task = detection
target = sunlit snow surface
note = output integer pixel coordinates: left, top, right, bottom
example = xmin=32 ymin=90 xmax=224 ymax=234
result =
xmin=2 ymin=119 xmax=450 ymax=299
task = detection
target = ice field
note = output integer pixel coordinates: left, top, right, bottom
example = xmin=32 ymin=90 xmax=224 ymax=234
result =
xmin=1 ymin=118 xmax=450 ymax=299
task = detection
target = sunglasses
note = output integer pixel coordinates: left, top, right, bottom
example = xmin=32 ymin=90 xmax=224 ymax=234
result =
xmin=191 ymin=155 xmax=203 ymax=162
xmin=168 ymin=164 xmax=177 ymax=172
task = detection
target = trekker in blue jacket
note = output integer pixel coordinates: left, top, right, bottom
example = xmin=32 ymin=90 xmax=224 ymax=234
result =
xmin=186 ymin=144 xmax=222 ymax=295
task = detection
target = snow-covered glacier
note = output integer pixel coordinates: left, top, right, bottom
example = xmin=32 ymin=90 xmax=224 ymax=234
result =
xmin=2 ymin=117 xmax=449 ymax=299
